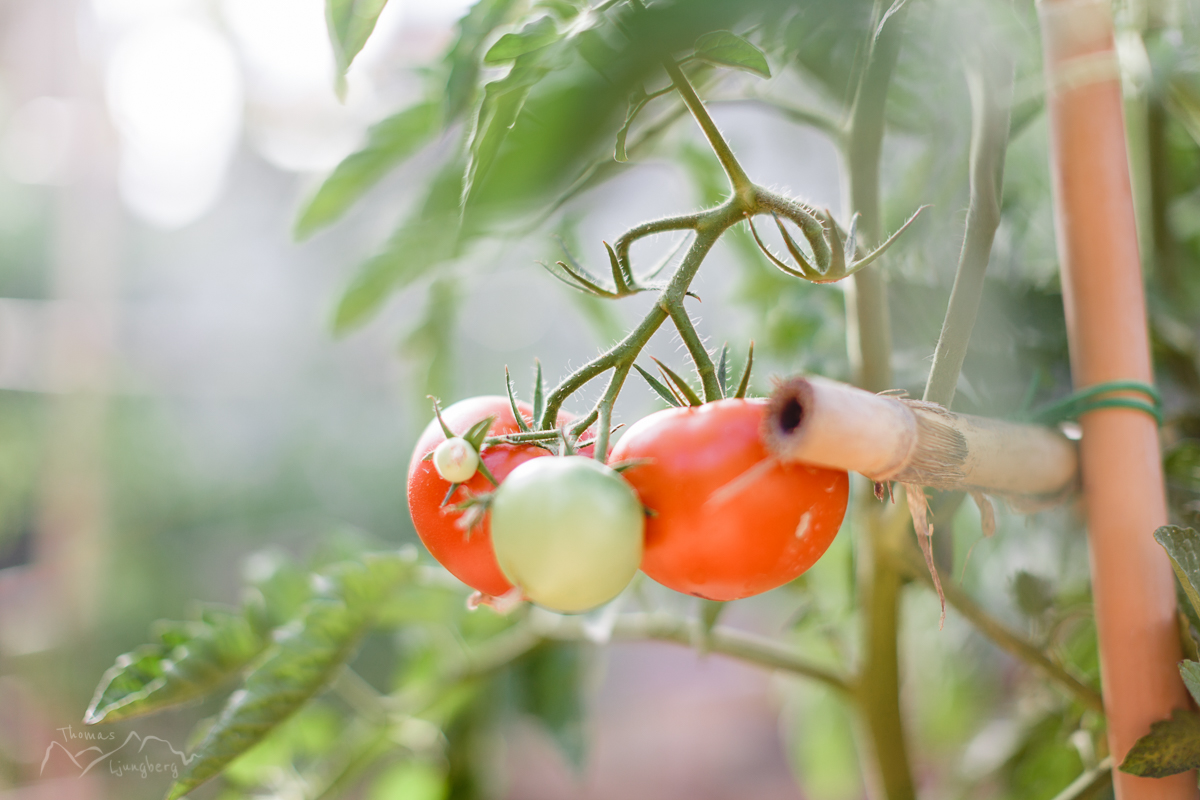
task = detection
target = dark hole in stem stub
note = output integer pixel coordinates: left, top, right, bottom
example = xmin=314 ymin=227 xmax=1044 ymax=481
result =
xmin=778 ymin=397 xmax=804 ymax=434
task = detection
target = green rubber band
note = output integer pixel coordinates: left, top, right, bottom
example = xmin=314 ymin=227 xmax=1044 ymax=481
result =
xmin=1030 ymin=380 xmax=1163 ymax=427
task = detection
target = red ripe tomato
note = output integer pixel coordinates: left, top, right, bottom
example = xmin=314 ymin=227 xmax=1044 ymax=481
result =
xmin=610 ymin=398 xmax=848 ymax=601
xmin=407 ymin=396 xmax=582 ymax=598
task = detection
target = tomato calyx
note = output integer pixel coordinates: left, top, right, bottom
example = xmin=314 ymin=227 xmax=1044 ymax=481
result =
xmin=608 ymin=457 xmax=652 ymax=473
xmin=467 ymin=587 xmax=525 ymax=614
xmin=425 ymin=398 xmax=500 ymax=486
xmin=444 ymin=487 xmax=495 ymax=536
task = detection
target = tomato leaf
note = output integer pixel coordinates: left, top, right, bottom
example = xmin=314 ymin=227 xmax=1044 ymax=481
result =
xmin=85 ymin=608 xmax=264 ymax=725
xmin=443 ymin=0 xmax=522 ymax=122
xmin=734 ymin=341 xmax=754 ymax=399
xmin=333 ymin=162 xmax=463 ymax=334
xmin=165 ymin=553 xmax=414 ymax=800
xmin=294 ymin=102 xmax=440 ymax=240
xmin=402 ymin=278 xmax=460 ymax=403
xmin=633 ymin=363 xmax=683 ymax=408
xmin=692 ymin=31 xmax=770 ymax=79
xmin=615 ymin=87 xmax=649 ymax=163
xmin=86 ymin=560 xmax=313 ymax=725
xmin=1119 ymin=708 xmax=1200 ymax=778
xmin=463 ymin=52 xmax=552 ymax=207
xmin=505 ymin=367 xmax=532 ymax=433
xmin=483 ymin=16 xmax=560 ymax=65
xmin=652 ymin=358 xmax=703 ymax=407
xmin=1155 ymin=526 xmax=1200 ymax=621
xmin=1011 ymin=571 xmax=1055 ymax=619
xmin=326 ymin=0 xmax=390 ymax=96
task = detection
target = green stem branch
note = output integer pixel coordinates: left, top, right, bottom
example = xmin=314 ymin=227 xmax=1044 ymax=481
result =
xmin=893 ymin=544 xmax=1105 ymax=714
xmin=857 ymin=504 xmax=917 ymax=800
xmin=844 ymin=2 xmax=906 ymax=393
xmin=1048 ymin=757 xmax=1113 ymax=800
xmin=668 ymin=302 xmax=722 ymax=401
xmin=662 ymin=60 xmax=753 ymax=199
xmin=533 ymin=611 xmax=853 ymax=695
xmin=539 ymin=211 xmax=733 ymax=429
xmin=923 ymin=48 xmax=1014 ymax=407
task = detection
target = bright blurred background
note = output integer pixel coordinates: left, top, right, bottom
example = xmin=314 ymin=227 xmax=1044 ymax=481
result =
xmin=0 ymin=1 xmax=853 ymax=797
xmin=0 ymin=0 xmax=1181 ymax=797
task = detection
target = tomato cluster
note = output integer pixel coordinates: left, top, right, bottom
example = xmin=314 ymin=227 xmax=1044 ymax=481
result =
xmin=407 ymin=396 xmax=849 ymax=612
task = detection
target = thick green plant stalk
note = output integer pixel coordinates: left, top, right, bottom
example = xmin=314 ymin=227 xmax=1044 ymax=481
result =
xmin=841 ymin=4 xmax=915 ymax=800
xmin=844 ymin=0 xmax=906 ymax=395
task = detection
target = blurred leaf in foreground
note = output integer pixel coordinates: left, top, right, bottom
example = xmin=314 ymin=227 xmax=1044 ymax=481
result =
xmin=85 ymin=607 xmax=264 ymax=725
xmin=165 ymin=552 xmax=414 ymax=799
xmin=295 ymin=102 xmax=441 ymax=240
xmin=327 ymin=0 xmax=390 ymax=95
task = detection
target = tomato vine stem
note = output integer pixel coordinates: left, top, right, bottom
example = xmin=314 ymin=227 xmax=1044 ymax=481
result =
xmin=891 ymin=543 xmax=1105 ymax=714
xmin=922 ymin=46 xmax=1014 ymax=408
xmin=531 ymin=611 xmax=854 ymax=695
xmin=843 ymin=4 xmax=915 ymax=800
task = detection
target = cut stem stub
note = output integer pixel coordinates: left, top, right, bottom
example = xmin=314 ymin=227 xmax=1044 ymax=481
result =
xmin=762 ymin=376 xmax=1078 ymax=499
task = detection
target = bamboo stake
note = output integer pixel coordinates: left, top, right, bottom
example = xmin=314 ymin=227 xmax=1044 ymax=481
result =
xmin=1038 ymin=1 xmax=1194 ymax=797
xmin=762 ymin=375 xmax=1078 ymax=498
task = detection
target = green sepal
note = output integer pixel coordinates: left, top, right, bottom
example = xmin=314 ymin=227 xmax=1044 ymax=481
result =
xmin=462 ymin=416 xmax=497 ymax=453
xmin=532 ymin=359 xmax=546 ymax=426
xmin=653 ymin=358 xmax=702 ymax=407
xmin=441 ymin=482 xmax=463 ymax=507
xmin=634 ymin=363 xmax=683 ymax=408
xmin=430 ymin=397 xmax=455 ymax=439
xmin=604 ymin=241 xmax=630 ymax=294
xmin=716 ymin=342 xmax=729 ymax=398
xmin=476 ymin=459 xmax=500 ymax=487
xmin=734 ymin=341 xmax=754 ymax=399
xmin=505 ymin=366 xmax=532 ymax=432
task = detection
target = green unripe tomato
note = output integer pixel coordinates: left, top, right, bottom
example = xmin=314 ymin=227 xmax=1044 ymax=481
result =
xmin=489 ymin=456 xmax=644 ymax=614
xmin=432 ymin=437 xmax=479 ymax=483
